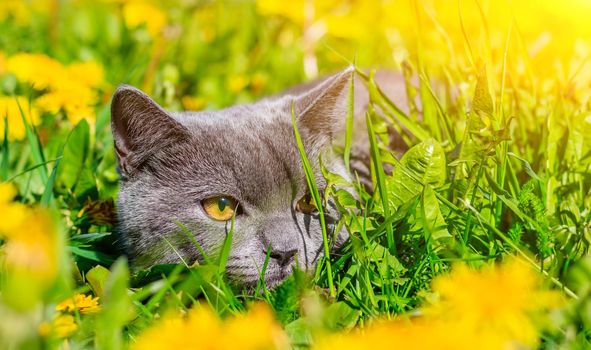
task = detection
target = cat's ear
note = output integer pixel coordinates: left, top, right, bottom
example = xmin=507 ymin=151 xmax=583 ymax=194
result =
xmin=111 ymin=85 xmax=190 ymax=176
xmin=293 ymin=66 xmax=354 ymax=146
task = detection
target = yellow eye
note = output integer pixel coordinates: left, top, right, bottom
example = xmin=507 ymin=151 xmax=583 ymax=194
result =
xmin=295 ymin=194 xmax=318 ymax=214
xmin=202 ymin=196 xmax=240 ymax=221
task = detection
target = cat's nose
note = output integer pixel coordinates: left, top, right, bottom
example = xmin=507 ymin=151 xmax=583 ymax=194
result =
xmin=269 ymin=248 xmax=297 ymax=267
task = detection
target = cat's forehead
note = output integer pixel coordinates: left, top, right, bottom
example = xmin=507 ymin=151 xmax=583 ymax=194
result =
xmin=174 ymin=102 xmax=296 ymax=157
xmin=173 ymin=99 xmax=286 ymax=127
xmin=175 ymin=102 xmax=300 ymax=165
xmin=163 ymin=108 xmax=307 ymax=207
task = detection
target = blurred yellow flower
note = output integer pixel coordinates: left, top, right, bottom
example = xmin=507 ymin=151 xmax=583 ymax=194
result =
xmin=0 ymin=183 xmax=17 ymax=203
xmin=52 ymin=314 xmax=78 ymax=338
xmin=0 ymin=183 xmax=59 ymax=284
xmin=316 ymin=259 xmax=561 ymax=350
xmin=0 ymin=0 xmax=52 ymax=25
xmin=0 ymin=96 xmax=41 ymax=141
xmin=39 ymin=314 xmax=79 ymax=339
xmin=315 ymin=319 xmax=507 ymax=350
xmin=122 ymin=0 xmax=167 ymax=37
xmin=36 ymin=87 xmax=97 ymax=125
xmin=0 ymin=0 xmax=32 ymax=25
xmin=0 ymin=183 xmax=28 ymax=233
xmin=132 ymin=304 xmax=289 ymax=350
xmin=256 ymin=0 xmax=342 ymax=26
xmin=256 ymin=0 xmax=306 ymax=25
xmin=6 ymin=53 xmax=64 ymax=90
xmin=56 ymin=293 xmax=101 ymax=315
xmin=5 ymin=53 xmax=104 ymax=125
xmin=256 ymin=0 xmax=591 ymax=82
xmin=1 ymin=210 xmax=59 ymax=283
xmin=181 ymin=96 xmax=206 ymax=111
xmin=425 ymin=259 xmax=562 ymax=347
xmin=250 ymin=72 xmax=268 ymax=94
xmin=227 ymin=75 xmax=249 ymax=93
xmin=67 ymin=61 xmax=105 ymax=89
xmin=0 ymin=52 xmax=5 ymax=76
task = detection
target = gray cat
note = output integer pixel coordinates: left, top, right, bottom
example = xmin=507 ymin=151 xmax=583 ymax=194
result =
xmin=111 ymin=67 xmax=408 ymax=288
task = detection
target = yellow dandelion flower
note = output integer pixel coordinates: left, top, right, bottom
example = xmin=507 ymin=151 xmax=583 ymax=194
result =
xmin=324 ymin=1 xmax=384 ymax=41
xmin=66 ymin=61 xmax=105 ymax=89
xmin=181 ymin=96 xmax=206 ymax=111
xmin=56 ymin=293 xmax=101 ymax=315
xmin=256 ymin=0 xmax=345 ymax=28
xmin=5 ymin=53 xmax=104 ymax=125
xmin=315 ymin=318 xmax=508 ymax=350
xmin=2 ymin=209 xmax=59 ymax=282
xmin=221 ymin=304 xmax=289 ymax=350
xmin=122 ymin=1 xmax=167 ymax=37
xmin=315 ymin=258 xmax=561 ymax=350
xmin=0 ymin=0 xmax=53 ymax=24
xmin=52 ymin=315 xmax=78 ymax=338
xmin=0 ymin=183 xmax=58 ymax=281
xmin=0 ymin=0 xmax=31 ymax=24
xmin=0 ymin=96 xmax=41 ymax=141
xmin=37 ymin=321 xmax=52 ymax=338
xmin=36 ymin=85 xmax=97 ymax=125
xmin=250 ymin=72 xmax=268 ymax=94
xmin=0 ymin=184 xmax=60 ymax=309
xmin=256 ymin=0 xmax=305 ymax=25
xmin=425 ymin=258 xmax=562 ymax=347
xmin=0 ymin=52 xmax=6 ymax=75
xmin=0 ymin=182 xmax=17 ymax=204
xmin=0 ymin=183 xmax=28 ymax=233
xmin=132 ymin=304 xmax=288 ymax=350
xmin=227 ymin=75 xmax=249 ymax=93
xmin=6 ymin=53 xmax=64 ymax=90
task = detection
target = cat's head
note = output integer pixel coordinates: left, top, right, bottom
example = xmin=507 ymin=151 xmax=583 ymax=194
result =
xmin=111 ymin=67 xmax=353 ymax=288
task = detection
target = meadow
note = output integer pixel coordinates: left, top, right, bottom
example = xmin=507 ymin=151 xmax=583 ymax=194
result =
xmin=1 ymin=0 xmax=591 ymax=349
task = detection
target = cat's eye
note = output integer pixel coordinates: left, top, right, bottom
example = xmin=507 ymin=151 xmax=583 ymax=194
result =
xmin=295 ymin=193 xmax=318 ymax=214
xmin=202 ymin=196 xmax=241 ymax=221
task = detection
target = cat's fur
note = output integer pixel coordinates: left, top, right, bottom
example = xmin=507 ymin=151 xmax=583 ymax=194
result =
xmin=111 ymin=67 xmax=408 ymax=288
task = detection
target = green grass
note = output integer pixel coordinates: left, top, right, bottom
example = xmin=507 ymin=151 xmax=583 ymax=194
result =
xmin=1 ymin=0 xmax=591 ymax=349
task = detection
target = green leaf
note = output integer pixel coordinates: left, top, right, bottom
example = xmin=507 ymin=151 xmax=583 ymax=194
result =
xmin=16 ymin=97 xmax=48 ymax=182
xmin=40 ymin=140 xmax=67 ymax=206
xmin=56 ymin=120 xmax=95 ymax=197
xmin=472 ymin=66 xmax=494 ymax=118
xmin=285 ymin=318 xmax=313 ymax=348
xmin=95 ymin=258 xmax=133 ymax=350
xmin=457 ymin=67 xmax=494 ymax=172
xmin=86 ymin=265 xmax=111 ymax=298
xmin=322 ymin=301 xmax=360 ymax=332
xmin=507 ymin=152 xmax=542 ymax=181
xmin=420 ymin=185 xmax=452 ymax=246
xmin=69 ymin=246 xmax=115 ymax=265
xmin=386 ymin=138 xmax=446 ymax=210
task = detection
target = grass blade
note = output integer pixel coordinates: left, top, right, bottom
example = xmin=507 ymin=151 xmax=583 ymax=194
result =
xmin=291 ymin=102 xmax=335 ymax=298
xmin=366 ymin=112 xmax=396 ymax=255
xmin=343 ymin=67 xmax=355 ymax=173
xmin=15 ymin=96 xmax=48 ymax=182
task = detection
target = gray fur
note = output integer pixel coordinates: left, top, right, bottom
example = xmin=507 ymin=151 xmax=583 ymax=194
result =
xmin=111 ymin=67 xmax=409 ymax=288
